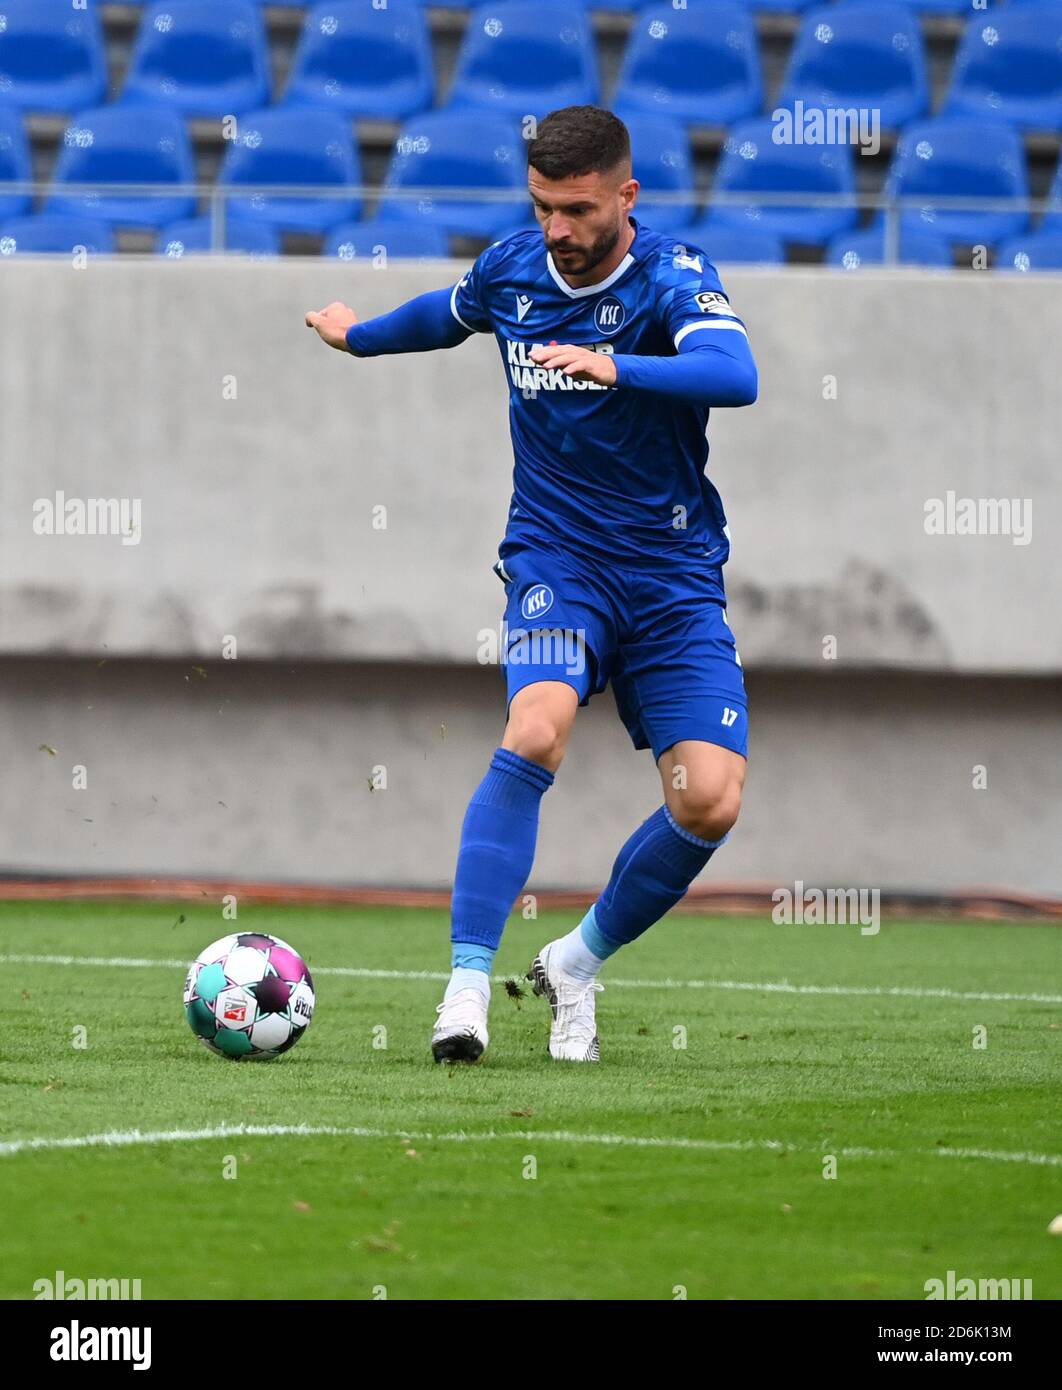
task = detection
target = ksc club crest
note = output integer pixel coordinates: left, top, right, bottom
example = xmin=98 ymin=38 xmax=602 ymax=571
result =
xmin=593 ymin=296 xmax=626 ymax=335
xmin=521 ymin=584 xmax=554 ymax=620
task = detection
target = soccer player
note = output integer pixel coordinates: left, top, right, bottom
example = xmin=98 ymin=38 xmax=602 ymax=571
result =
xmin=306 ymin=106 xmax=757 ymax=1065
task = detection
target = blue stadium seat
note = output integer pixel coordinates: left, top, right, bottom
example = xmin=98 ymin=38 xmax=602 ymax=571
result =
xmin=709 ymin=117 xmax=857 ymax=245
xmin=419 ymin=0 xmax=811 ymax=9
xmin=0 ymin=107 xmax=31 ymax=221
xmin=323 ymin=219 xmax=451 ymax=260
xmin=218 ymin=107 xmax=361 ymax=233
xmin=737 ymin=0 xmax=820 ymax=10
xmin=614 ymin=2 xmax=762 ymax=126
xmin=589 ymin=0 xmax=666 ymax=10
xmin=121 ymin=0 xmax=270 ymax=118
xmin=778 ymin=2 xmax=928 ymax=130
xmin=624 ymin=115 xmax=696 ymax=232
xmin=0 ymin=213 xmax=114 ymax=256
xmin=47 ymin=106 xmax=196 ymax=229
xmin=496 ymin=215 xmax=540 ymax=240
xmin=0 ymin=0 xmax=107 ymax=114
xmin=885 ymin=117 xmax=1029 ymax=247
xmin=157 ymin=214 xmax=281 ymax=256
xmin=945 ymin=3 xmax=1062 ymax=134
xmin=447 ymin=2 xmax=598 ymax=117
xmin=285 ymin=0 xmax=433 ymax=120
xmin=687 ymin=219 xmax=786 ymax=265
xmin=415 ymin=0 xmax=817 ymax=5
xmin=886 ymin=0 xmax=999 ymax=13
xmin=1043 ymin=151 xmax=1062 ymax=232
xmin=995 ymin=230 xmax=1062 ymax=272
xmin=376 ymin=111 xmax=528 ymax=239
xmin=826 ymin=226 xmax=953 ymax=268
xmin=856 ymin=0 xmax=984 ymax=11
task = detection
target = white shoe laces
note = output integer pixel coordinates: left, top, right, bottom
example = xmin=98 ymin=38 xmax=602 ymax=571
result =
xmin=555 ymin=978 xmax=603 ymax=1047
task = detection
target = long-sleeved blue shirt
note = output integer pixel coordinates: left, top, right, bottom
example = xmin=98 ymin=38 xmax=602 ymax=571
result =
xmin=342 ymin=218 xmax=757 ymax=571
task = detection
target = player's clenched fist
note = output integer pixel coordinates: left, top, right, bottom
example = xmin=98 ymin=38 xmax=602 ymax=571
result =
xmin=305 ymin=301 xmax=358 ymax=351
xmin=528 ymin=342 xmax=617 ymax=386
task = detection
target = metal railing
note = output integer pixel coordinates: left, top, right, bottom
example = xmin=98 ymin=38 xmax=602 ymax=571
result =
xmin=0 ymin=182 xmax=1057 ymax=261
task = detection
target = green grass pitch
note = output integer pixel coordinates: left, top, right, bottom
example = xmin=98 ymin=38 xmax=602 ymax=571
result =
xmin=0 ymin=900 xmax=1059 ymax=1301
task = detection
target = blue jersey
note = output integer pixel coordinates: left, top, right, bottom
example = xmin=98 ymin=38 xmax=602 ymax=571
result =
xmin=450 ymin=217 xmax=749 ymax=574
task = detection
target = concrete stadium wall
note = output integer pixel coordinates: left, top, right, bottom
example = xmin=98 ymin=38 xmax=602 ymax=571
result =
xmin=1 ymin=261 xmax=1059 ymax=671
xmin=4 ymin=659 xmax=1060 ymax=896
xmin=1 ymin=260 xmax=1060 ymax=892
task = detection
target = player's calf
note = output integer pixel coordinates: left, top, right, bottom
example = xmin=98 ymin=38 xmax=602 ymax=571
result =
xmin=438 ymin=693 xmax=575 ymax=1064
xmin=527 ymin=769 xmax=741 ymax=1056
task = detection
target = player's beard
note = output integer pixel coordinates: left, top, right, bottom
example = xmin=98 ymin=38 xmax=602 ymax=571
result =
xmin=546 ymin=220 xmax=622 ymax=277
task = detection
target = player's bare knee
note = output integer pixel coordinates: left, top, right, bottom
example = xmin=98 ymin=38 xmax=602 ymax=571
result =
xmin=504 ymin=715 xmax=569 ymax=773
xmin=671 ymin=780 xmax=742 ymax=842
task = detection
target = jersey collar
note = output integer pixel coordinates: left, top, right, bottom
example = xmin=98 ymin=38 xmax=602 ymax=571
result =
xmin=545 ymin=216 xmax=640 ymax=300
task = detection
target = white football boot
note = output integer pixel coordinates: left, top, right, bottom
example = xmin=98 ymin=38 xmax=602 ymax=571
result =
xmin=527 ymin=940 xmax=603 ymax=1062
xmin=431 ymin=988 xmax=489 ymax=1063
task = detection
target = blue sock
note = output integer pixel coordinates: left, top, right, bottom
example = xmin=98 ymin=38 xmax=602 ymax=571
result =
xmin=451 ymin=944 xmax=496 ymax=973
xmin=580 ymin=906 xmax=620 ymax=961
xmin=451 ymin=747 xmax=554 ymax=961
xmin=593 ymin=805 xmax=728 ymax=950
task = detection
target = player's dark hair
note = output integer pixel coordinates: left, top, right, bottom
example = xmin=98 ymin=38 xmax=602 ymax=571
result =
xmin=527 ymin=107 xmax=631 ymax=181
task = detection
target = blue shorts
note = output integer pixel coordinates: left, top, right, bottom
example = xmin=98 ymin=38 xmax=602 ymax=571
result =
xmin=492 ymin=531 xmax=748 ymax=761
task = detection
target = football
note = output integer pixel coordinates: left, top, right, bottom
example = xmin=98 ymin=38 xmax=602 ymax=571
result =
xmin=183 ymin=932 xmax=315 ymax=1060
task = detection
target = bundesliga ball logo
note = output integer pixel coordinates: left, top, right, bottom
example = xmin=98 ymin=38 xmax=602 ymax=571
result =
xmin=183 ymin=932 xmax=315 ymax=1060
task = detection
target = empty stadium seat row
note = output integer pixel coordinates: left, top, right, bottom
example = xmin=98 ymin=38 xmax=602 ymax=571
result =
xmin=2 ymin=100 xmax=1058 ymax=248
xmin=58 ymin=0 xmax=1058 ymax=14
xmin=5 ymin=210 xmax=1062 ymax=272
xmin=1 ymin=1 xmax=1061 ymax=133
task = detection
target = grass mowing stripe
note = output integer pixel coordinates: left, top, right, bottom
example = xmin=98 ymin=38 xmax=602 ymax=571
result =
xmin=1 ymin=1123 xmax=1059 ymax=1167
xmin=1 ymin=954 xmax=1058 ymax=1005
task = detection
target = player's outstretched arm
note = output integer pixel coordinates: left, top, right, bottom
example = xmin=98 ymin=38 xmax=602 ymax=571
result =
xmin=610 ymin=331 xmax=758 ymax=407
xmin=305 ymin=287 xmax=473 ymax=357
xmin=529 ymin=331 xmax=757 ymax=408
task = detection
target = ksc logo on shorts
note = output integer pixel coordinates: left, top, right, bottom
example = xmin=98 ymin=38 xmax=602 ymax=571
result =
xmin=521 ymin=584 xmax=554 ymax=620
xmin=593 ymin=297 xmax=625 ymax=335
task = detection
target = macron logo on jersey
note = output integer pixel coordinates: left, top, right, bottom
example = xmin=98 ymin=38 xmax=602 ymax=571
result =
xmin=516 ymin=293 xmax=533 ymax=323
xmin=506 ymin=340 xmax=610 ymax=393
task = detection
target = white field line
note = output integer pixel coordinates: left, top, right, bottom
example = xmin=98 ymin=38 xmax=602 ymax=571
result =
xmin=0 ymin=1123 xmax=1058 ymax=1168
xmin=0 ymin=953 xmax=1059 ymax=1005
